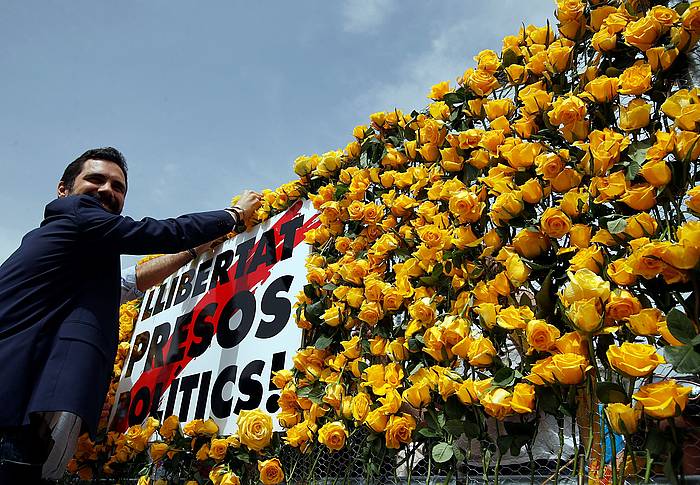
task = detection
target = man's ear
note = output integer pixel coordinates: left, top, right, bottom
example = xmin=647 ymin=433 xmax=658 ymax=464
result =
xmin=57 ymin=180 xmax=69 ymax=198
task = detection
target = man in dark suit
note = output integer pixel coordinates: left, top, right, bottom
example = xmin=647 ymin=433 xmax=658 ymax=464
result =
xmin=0 ymin=147 xmax=261 ymax=482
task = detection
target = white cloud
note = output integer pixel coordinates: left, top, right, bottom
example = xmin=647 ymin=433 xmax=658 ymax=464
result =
xmin=342 ymin=0 xmax=397 ymax=34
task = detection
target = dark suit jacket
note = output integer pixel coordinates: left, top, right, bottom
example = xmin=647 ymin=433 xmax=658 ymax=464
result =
xmin=0 ymin=194 xmax=234 ymax=436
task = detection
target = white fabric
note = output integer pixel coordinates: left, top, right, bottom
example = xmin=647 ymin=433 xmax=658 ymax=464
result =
xmin=120 ymin=265 xmax=144 ymax=302
xmin=40 ymin=411 xmax=82 ymax=480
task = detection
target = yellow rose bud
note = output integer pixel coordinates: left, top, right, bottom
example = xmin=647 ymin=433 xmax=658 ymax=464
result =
xmin=317 ymin=421 xmax=348 ymax=451
xmin=607 ymin=342 xmax=665 ymax=377
xmin=605 ymin=403 xmax=640 ymax=435
xmin=619 ymin=99 xmax=651 ymax=131
xmin=633 ymin=380 xmax=691 ymax=419
xmin=159 ymin=415 xmax=179 ymax=441
xmin=209 ymin=438 xmax=229 ymax=462
xmin=584 ymin=75 xmax=619 ymax=103
xmin=428 ymin=81 xmax=451 ymax=100
xmin=566 ymin=298 xmax=603 ymax=334
xmin=511 ymin=383 xmax=536 ymax=413
xmin=620 ymin=183 xmax=657 ymax=211
xmin=481 ymin=388 xmax=513 ymax=420
xmin=513 ymin=228 xmax=550 ymax=258
xmin=258 ymin=458 xmax=285 ymax=485
xmin=627 ymin=308 xmax=662 ymax=336
xmin=467 ymin=336 xmax=497 ymax=367
xmin=149 ymin=442 xmax=169 ymax=462
xmin=364 ymin=409 xmax=388 ymax=432
xmin=569 ymin=224 xmax=592 ymax=248
xmin=521 ymin=178 xmax=544 ymax=204
xmin=646 ymin=46 xmax=679 ymax=71
xmin=607 ymin=259 xmax=637 ymax=286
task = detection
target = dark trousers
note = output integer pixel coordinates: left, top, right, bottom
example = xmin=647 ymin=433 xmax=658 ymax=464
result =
xmin=0 ymin=418 xmax=54 ymax=485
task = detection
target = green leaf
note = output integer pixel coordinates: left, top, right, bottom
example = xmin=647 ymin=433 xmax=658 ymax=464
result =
xmin=492 ymin=367 xmax=515 ymax=387
xmin=321 ymin=283 xmax=338 ymax=291
xmin=334 ymin=184 xmax=349 ymax=200
xmin=664 ymin=345 xmax=700 ymax=374
xmin=464 ymin=422 xmax=481 ymax=439
xmin=667 ymin=308 xmax=696 ymax=344
xmin=497 ymin=435 xmax=514 ymax=455
xmin=596 ymin=381 xmax=630 ymax=404
xmin=417 ymin=427 xmax=440 ymax=438
xmin=607 ymin=218 xmax=627 ymax=234
xmin=502 ymin=49 xmax=521 ymax=68
xmin=442 ymin=92 xmax=463 ymax=106
xmin=314 ymin=334 xmax=333 ymax=349
xmin=535 ymin=270 xmax=554 ymax=318
xmin=626 ymin=160 xmax=641 ymax=181
xmin=431 ymin=442 xmax=454 ymax=463
xmin=303 ymin=284 xmax=316 ymax=299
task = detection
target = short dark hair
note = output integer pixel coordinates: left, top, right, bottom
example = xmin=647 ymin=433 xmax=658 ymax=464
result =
xmin=61 ymin=147 xmax=128 ymax=190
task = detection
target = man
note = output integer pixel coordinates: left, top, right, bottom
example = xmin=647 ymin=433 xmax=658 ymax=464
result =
xmin=0 ymin=147 xmax=262 ymax=482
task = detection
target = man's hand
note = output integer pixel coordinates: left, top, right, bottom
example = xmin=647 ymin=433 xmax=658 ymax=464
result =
xmin=232 ymin=190 xmax=263 ymax=225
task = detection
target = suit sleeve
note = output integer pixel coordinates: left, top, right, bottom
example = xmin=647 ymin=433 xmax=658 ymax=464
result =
xmin=73 ymin=195 xmax=235 ymax=255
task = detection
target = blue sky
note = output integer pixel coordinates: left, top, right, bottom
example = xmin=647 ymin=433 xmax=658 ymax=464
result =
xmin=0 ymin=0 xmax=554 ymax=263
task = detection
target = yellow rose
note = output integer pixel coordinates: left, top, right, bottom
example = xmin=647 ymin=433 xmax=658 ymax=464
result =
xmin=429 ymin=101 xmax=451 ymax=121
xmin=555 ymin=331 xmax=587 ymax=355
xmin=605 ymin=403 xmax=640 ymax=435
xmin=490 ymin=190 xmax=524 ymax=226
xmin=484 ymin=98 xmax=515 ymax=120
xmin=159 ymin=415 xmax=179 ymax=441
xmin=548 ymin=94 xmax=586 ymax=127
xmin=676 ymin=131 xmax=700 ymax=161
xmin=646 ymin=46 xmax=679 ymax=71
xmin=474 ymin=303 xmax=501 ymax=329
xmin=607 ymin=259 xmax=637 ymax=286
xmin=550 ymin=353 xmax=589 ymax=384
xmin=183 ymin=418 xmax=219 ymax=437
xmin=607 ymin=342 xmax=665 ymax=377
xmin=606 ymin=289 xmax=641 ymax=321
xmin=521 ymin=178 xmax=544 ymax=204
xmin=149 ymin=442 xmax=168 ymax=462
xmin=317 ymin=421 xmax=348 ymax=451
xmin=258 ymin=458 xmax=285 ymax=485
xmin=633 ymin=380 xmax=691 ymax=419
xmin=519 ymin=82 xmax=553 ymax=114
xmin=627 ymin=308 xmax=662 ymax=336
xmin=584 ymin=75 xmax=619 ymax=102
xmin=569 ymin=224 xmax=592 ymax=248
xmin=503 ymin=140 xmax=543 ymax=169
xmin=237 ymin=409 xmax=272 ymax=451
xmin=457 ymin=336 xmax=492 ymax=367
xmin=322 ymin=305 xmax=343 ymax=327
xmin=619 ymin=62 xmax=653 ymax=95
xmin=560 ymin=268 xmax=611 ymax=305
xmin=625 ymin=212 xmax=658 ymax=239
xmin=365 ymin=409 xmax=388 ymax=432
xmin=385 ymin=413 xmax=417 ymax=449
xmin=448 ymin=189 xmax=485 ymax=223
xmin=541 ymin=207 xmax=572 ymax=238
xmin=624 ymin=15 xmax=661 ymax=51
xmin=456 ymin=378 xmax=492 ymax=404
xmin=208 ymin=438 xmax=229 ymax=461
xmin=526 ymin=319 xmax=561 ymax=352
xmin=512 ymin=228 xmax=549 ymax=258
xmin=682 ymin=2 xmax=700 ymax=34
xmin=466 ymin=68 xmax=500 ymax=96
xmin=620 ymin=183 xmax=657 ymax=211
xmin=566 ymin=298 xmax=603 ymax=334
xmin=560 ymin=188 xmax=589 ymax=217
xmin=592 ymin=27 xmax=618 ymax=52
xmin=511 ymin=383 xmax=536 ymax=413
xmin=481 ymin=388 xmax=513 ymax=420
xmin=428 ymin=81 xmax=451 ymax=100
xmin=661 ymin=88 xmax=700 ymax=131
xmin=619 ymin=99 xmax=651 ymax=131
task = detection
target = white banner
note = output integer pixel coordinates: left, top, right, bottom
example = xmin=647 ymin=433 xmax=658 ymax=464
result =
xmin=110 ymin=199 xmax=318 ymax=434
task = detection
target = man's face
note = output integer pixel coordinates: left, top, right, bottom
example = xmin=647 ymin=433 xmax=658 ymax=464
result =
xmin=57 ymin=159 xmax=127 ymax=214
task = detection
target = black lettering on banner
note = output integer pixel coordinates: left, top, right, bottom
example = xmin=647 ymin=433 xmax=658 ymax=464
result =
xmin=266 ymin=351 xmax=286 ymax=413
xmin=129 ymin=386 xmax=151 ymax=425
xmin=209 ymin=250 xmax=234 ymax=290
xmin=216 ymin=290 xmax=256 ymax=349
xmin=178 ymin=373 xmax=200 ymax=421
xmin=125 ymin=331 xmax=150 ymax=378
xmin=247 ymin=229 xmax=277 ymax=275
xmin=195 ymin=371 xmax=212 ymax=419
xmin=150 ymin=382 xmax=165 ymax=420
xmin=164 ymin=378 xmax=180 ymax=419
xmin=192 ymin=257 xmax=213 ymax=298
xmin=144 ymin=322 xmax=171 ymax=371
xmin=141 ymin=289 xmax=156 ymax=321
xmin=279 ymin=216 xmax=303 ymax=261
xmin=255 ymin=275 xmax=294 ymax=339
xmin=234 ymin=359 xmax=264 ymax=414
xmin=234 ymin=238 xmax=255 ymax=279
xmin=152 ymin=283 xmax=169 ymax=316
xmin=211 ymin=365 xmax=238 ymax=418
xmin=164 ymin=274 xmax=181 ymax=311
xmin=188 ymin=302 xmax=217 ymax=358
xmin=173 ymin=269 xmax=195 ymax=306
xmin=166 ymin=311 xmax=194 ymax=365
